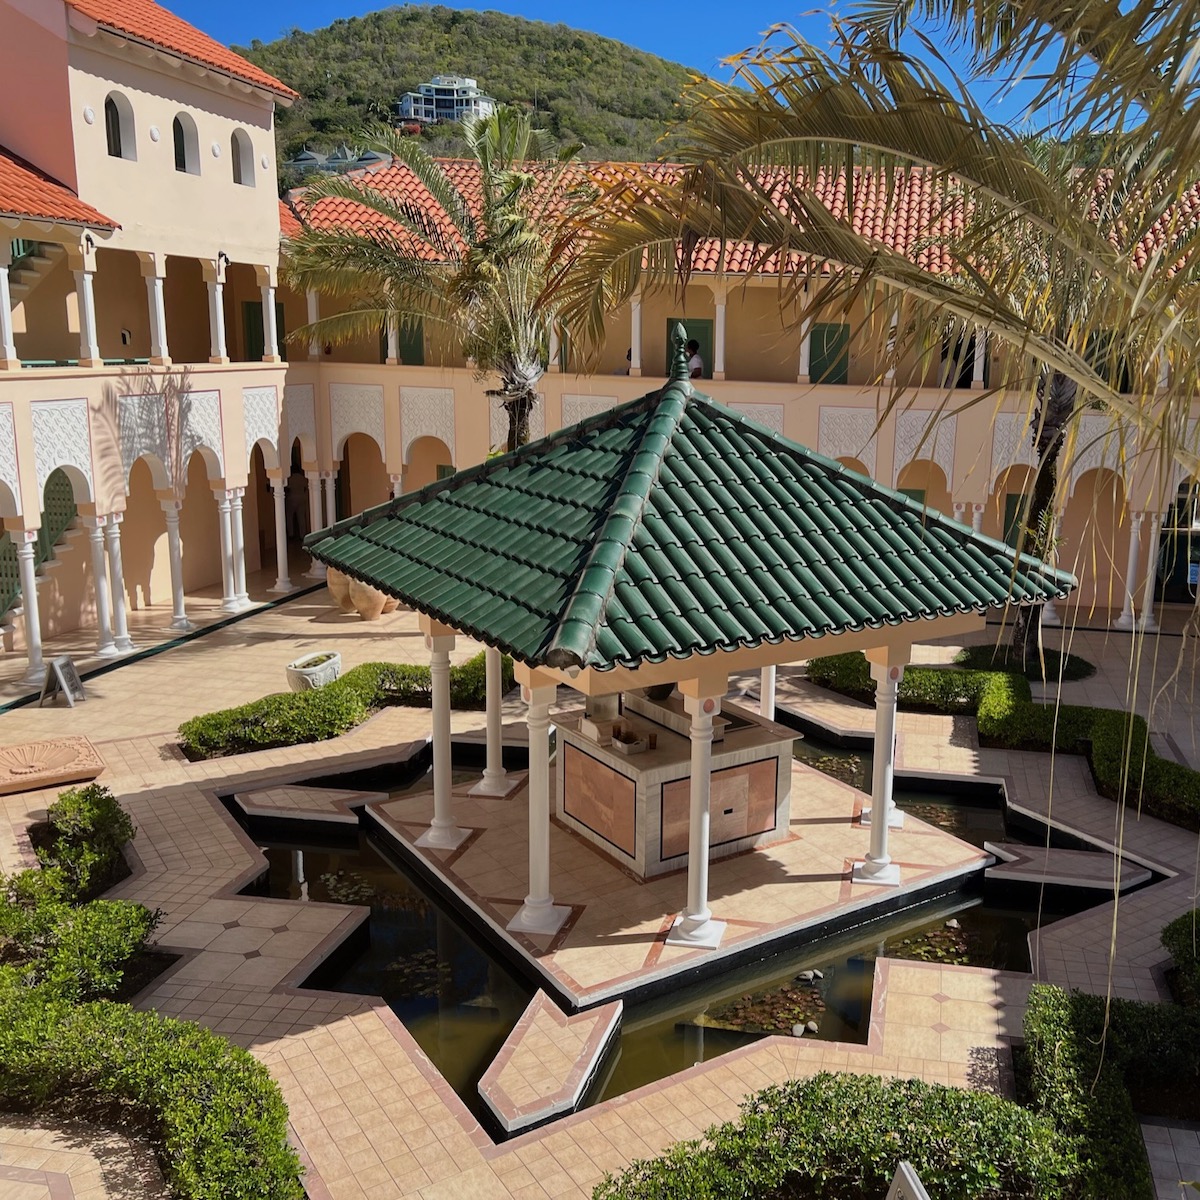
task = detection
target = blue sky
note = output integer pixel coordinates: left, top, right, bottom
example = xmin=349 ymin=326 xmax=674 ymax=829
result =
xmin=170 ymin=1 xmax=828 ymax=80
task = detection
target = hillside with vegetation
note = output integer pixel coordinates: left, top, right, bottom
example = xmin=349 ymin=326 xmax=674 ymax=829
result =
xmin=237 ymin=5 xmax=700 ymax=164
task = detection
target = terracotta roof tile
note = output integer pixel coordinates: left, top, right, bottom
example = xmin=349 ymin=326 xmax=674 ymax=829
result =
xmin=287 ymin=158 xmax=960 ymax=275
xmin=278 ymin=199 xmax=303 ymax=239
xmin=0 ymin=145 xmax=116 ymax=229
xmin=65 ymin=0 xmax=297 ymax=99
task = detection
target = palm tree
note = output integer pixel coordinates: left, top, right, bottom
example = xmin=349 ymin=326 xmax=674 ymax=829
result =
xmin=550 ymin=14 xmax=1200 ymax=654
xmin=284 ymin=107 xmax=584 ymax=450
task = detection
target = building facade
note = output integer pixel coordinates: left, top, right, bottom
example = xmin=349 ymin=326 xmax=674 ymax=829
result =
xmin=0 ymin=0 xmax=1191 ymax=689
xmin=397 ymin=75 xmax=496 ymax=124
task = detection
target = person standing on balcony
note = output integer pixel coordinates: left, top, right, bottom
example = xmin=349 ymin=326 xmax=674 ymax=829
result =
xmin=686 ymin=339 xmax=703 ymax=379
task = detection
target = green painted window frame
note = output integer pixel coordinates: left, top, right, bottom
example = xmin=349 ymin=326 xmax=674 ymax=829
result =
xmin=810 ymin=322 xmax=850 ymax=385
xmin=242 ymin=300 xmax=287 ymax=363
xmin=899 ymin=487 xmax=927 ymax=505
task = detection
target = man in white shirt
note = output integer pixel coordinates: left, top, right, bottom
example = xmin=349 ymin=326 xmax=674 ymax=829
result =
xmin=686 ymin=339 xmax=703 ymax=379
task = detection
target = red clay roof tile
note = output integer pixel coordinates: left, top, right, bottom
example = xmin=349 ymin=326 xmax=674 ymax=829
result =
xmin=0 ymin=146 xmax=116 ymax=229
xmin=65 ymin=0 xmax=297 ymax=99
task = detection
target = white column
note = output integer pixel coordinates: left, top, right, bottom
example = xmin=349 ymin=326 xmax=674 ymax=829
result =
xmin=74 ymin=268 xmax=100 ymax=366
xmin=667 ymin=687 xmax=728 ymax=948
xmin=1115 ymin=511 xmax=1144 ymax=630
xmin=261 ymin=284 xmax=279 ymax=361
xmin=470 ymin=646 xmax=509 ymax=796
xmin=15 ymin=534 xmax=44 ymax=684
xmin=145 ymin=272 xmax=169 ymax=365
xmin=713 ymin=297 xmax=727 ymax=380
xmin=548 ymin=324 xmax=561 ymax=373
xmin=971 ymin=504 xmax=984 ymax=533
xmin=507 ymin=680 xmax=569 ymax=935
xmin=1139 ymin=513 xmax=1161 ymax=631
xmin=229 ymin=488 xmax=249 ymax=609
xmin=323 ymin=472 xmax=337 ymax=526
xmin=215 ymin=491 xmax=239 ymax=613
xmin=104 ymin=516 xmax=134 ymax=653
xmin=304 ymin=471 xmax=326 ymax=579
xmin=972 ymin=329 xmax=987 ymax=389
xmin=160 ymin=499 xmax=193 ymax=631
xmin=385 ymin=318 xmax=399 ymax=365
xmin=207 ymin=277 xmax=228 ymax=363
xmin=389 ymin=474 xmax=403 ymax=499
xmin=416 ymin=634 xmax=470 ymax=850
xmin=759 ymin=664 xmax=776 ymax=722
xmin=953 ymin=500 xmax=968 ymax=526
xmin=884 ymin=311 xmax=898 ymax=381
xmin=306 ymin=290 xmax=320 ymax=359
xmin=87 ymin=520 xmax=116 ymax=656
xmin=268 ymin=478 xmax=293 ymax=594
xmin=853 ymin=660 xmax=904 ymax=886
xmin=0 ymin=243 xmax=19 ymax=370
xmin=1158 ymin=354 xmax=1170 ymax=392
xmin=629 ymin=295 xmax=642 ymax=376
xmin=797 ymin=316 xmax=812 ymax=383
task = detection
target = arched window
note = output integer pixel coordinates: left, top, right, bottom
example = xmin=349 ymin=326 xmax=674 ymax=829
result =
xmin=230 ymin=128 xmax=255 ymax=187
xmin=103 ymin=92 xmax=135 ymax=160
xmin=172 ymin=113 xmax=199 ymax=175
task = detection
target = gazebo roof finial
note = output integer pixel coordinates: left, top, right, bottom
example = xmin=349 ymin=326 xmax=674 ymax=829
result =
xmin=669 ymin=323 xmax=691 ymax=386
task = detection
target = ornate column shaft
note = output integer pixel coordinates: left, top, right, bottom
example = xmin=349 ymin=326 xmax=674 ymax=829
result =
xmin=206 ymin=277 xmax=228 ymax=363
xmin=1115 ymin=511 xmax=1144 ymax=630
xmin=260 ymin=284 xmax=279 ymax=361
xmin=854 ymin=660 xmax=905 ymax=886
xmin=416 ymin=634 xmax=470 ymax=851
xmin=304 ymin=471 xmax=325 ymax=579
xmin=74 ymin=268 xmax=100 ymax=366
xmin=160 ymin=498 xmax=193 ymax=631
xmin=104 ymin=515 xmax=134 ymax=653
xmin=86 ymin=519 xmax=116 ymax=656
xmin=629 ymin=294 xmax=642 ymax=376
xmin=470 ymin=646 xmax=509 ymax=796
xmin=268 ymin=478 xmax=293 ymax=594
xmin=229 ymin=488 xmax=249 ymax=608
xmin=15 ymin=534 xmax=44 ymax=683
xmin=1139 ymin=513 xmax=1161 ymax=632
xmin=215 ymin=491 xmax=238 ymax=613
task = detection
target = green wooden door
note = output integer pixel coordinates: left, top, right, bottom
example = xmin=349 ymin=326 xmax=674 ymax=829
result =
xmin=665 ymin=318 xmax=713 ymax=378
xmin=242 ymin=301 xmax=287 ymax=362
xmin=810 ymin=322 xmax=850 ymax=384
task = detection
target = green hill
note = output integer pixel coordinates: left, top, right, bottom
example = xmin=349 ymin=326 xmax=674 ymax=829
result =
xmin=237 ymin=5 xmax=700 ymax=163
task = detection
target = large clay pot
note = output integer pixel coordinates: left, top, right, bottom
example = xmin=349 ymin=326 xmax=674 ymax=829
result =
xmin=326 ymin=567 xmax=356 ymax=613
xmin=348 ymin=577 xmax=388 ymax=621
xmin=381 ymin=595 xmax=401 ymax=614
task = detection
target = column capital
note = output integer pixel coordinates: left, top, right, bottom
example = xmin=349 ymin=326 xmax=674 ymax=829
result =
xmin=868 ymin=660 xmax=906 ymax=686
xmin=521 ymin=682 xmax=557 ymax=709
xmin=682 ymin=692 xmax=722 ymax=719
xmin=514 ymin=661 xmax=559 ymax=692
xmin=419 ymin=613 xmax=458 ymax=640
xmin=65 ymin=236 xmax=97 ymax=274
xmin=677 ymin=673 xmax=727 ymax=702
xmin=866 ymin=643 xmax=910 ymax=672
xmin=136 ymin=250 xmax=168 ymax=279
xmin=200 ymin=257 xmax=228 ymax=285
xmin=253 ymin=263 xmax=278 ymax=289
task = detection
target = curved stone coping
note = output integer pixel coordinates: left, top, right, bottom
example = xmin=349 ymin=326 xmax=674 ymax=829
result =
xmin=0 ymin=735 xmax=104 ymax=797
xmin=479 ymin=991 xmax=622 ymax=1135
xmin=232 ymin=784 xmax=388 ymax=825
xmin=983 ymin=840 xmax=1151 ymax=892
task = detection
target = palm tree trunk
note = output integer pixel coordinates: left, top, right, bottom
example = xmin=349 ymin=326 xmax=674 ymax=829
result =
xmin=1013 ymin=368 xmax=1077 ymax=663
xmin=505 ymin=390 xmax=537 ymax=452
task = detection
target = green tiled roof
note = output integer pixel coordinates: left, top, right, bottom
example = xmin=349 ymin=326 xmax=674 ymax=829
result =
xmin=307 ymin=338 xmax=1075 ymax=673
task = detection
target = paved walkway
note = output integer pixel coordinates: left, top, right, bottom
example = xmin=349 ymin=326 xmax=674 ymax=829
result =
xmin=1142 ymin=1118 xmax=1200 ymax=1200
xmin=0 ymin=595 xmax=1196 ymax=1198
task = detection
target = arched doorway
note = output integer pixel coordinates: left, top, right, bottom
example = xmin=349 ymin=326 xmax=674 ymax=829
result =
xmin=895 ymin=460 xmax=952 ymax=516
xmin=178 ymin=450 xmax=222 ymax=591
xmin=340 ymin=432 xmax=389 ymax=516
xmin=121 ymin=457 xmax=168 ymax=611
xmin=1060 ymin=468 xmax=1126 ymax=612
xmin=245 ymin=443 xmax=274 ymax=579
xmin=986 ymin=465 xmax=1037 ymax=546
xmin=835 ymin=456 xmax=871 ymax=478
xmin=405 ymin=436 xmax=452 ymax=493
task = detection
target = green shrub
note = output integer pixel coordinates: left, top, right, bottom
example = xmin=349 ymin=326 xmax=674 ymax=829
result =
xmin=37 ymin=784 xmax=135 ymax=900
xmin=593 ymin=1071 xmax=1071 ymax=1199
xmin=178 ymin=651 xmax=514 ymax=759
xmin=1163 ymin=910 xmax=1200 ymax=998
xmin=807 ymin=651 xmax=1200 ymax=832
xmin=954 ymin=644 xmax=1097 ymax=681
xmin=0 ymin=986 xmax=304 ymax=1200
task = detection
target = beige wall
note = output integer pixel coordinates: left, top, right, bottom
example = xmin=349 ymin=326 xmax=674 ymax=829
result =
xmin=122 ymin=457 xmax=171 ymax=610
xmin=343 ymin=433 xmax=389 ymax=513
xmin=66 ymin=37 xmax=281 ymax=266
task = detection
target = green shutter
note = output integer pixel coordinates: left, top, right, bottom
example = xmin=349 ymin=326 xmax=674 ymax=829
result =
xmin=899 ymin=487 xmax=927 ymax=506
xmin=242 ymin=301 xmax=286 ymax=362
xmin=400 ymin=318 xmax=424 ymax=366
xmin=436 ymin=464 xmax=455 ymax=481
xmin=810 ymin=323 xmax=849 ymax=384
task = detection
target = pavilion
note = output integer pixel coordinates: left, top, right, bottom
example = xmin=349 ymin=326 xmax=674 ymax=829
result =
xmin=307 ymin=329 xmax=1075 ymax=952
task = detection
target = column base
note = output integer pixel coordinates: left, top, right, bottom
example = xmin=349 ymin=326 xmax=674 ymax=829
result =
xmin=415 ymin=823 xmax=470 ymax=851
xmin=469 ymin=772 xmax=511 ymax=798
xmin=506 ymin=900 xmax=571 ymax=937
xmin=860 ymin=805 xmax=905 ymax=829
xmin=21 ymin=663 xmax=46 ymax=686
xmin=1113 ymin=611 xmax=1136 ymax=630
xmin=208 ymin=356 xmax=230 ymax=365
xmin=1040 ymin=603 xmax=1061 ymax=627
xmin=114 ymin=639 xmax=136 ymax=655
xmin=169 ymin=616 xmax=196 ymax=632
xmin=851 ymin=859 xmax=901 ymax=887
xmin=95 ymin=643 xmax=119 ymax=658
xmin=1138 ymin=618 xmax=1159 ymax=633
xmin=219 ymin=599 xmax=242 ymax=616
xmin=268 ymin=580 xmax=296 ymax=595
xmin=665 ymin=913 xmax=727 ymax=949
xmin=305 ymin=564 xmax=327 ymax=580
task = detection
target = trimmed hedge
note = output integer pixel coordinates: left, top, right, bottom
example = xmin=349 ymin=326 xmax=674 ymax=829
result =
xmin=1023 ymin=984 xmax=1200 ymax=1199
xmin=953 ymin=644 xmax=1097 ymax=682
xmin=1163 ymin=910 xmax=1200 ymax=999
xmin=0 ymin=986 xmax=303 ymax=1200
xmin=0 ymin=786 xmax=305 ymax=1199
xmin=592 ymin=1071 xmax=1072 ymax=1199
xmin=807 ymin=652 xmax=1200 ymax=831
xmin=178 ymin=651 xmax=515 ymax=759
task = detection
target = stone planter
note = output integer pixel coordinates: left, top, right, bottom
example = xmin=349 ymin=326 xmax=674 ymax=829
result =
xmin=286 ymin=651 xmax=342 ymax=692
xmin=348 ymin=577 xmax=388 ymax=621
xmin=326 ymin=567 xmax=356 ymax=613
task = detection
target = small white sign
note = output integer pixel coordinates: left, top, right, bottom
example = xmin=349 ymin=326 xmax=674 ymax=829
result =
xmin=38 ymin=655 xmax=85 ymax=708
xmin=887 ymin=1162 xmax=932 ymax=1200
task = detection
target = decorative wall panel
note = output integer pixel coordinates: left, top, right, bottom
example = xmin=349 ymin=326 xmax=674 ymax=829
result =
xmin=894 ymin=411 xmax=957 ymax=485
xmin=330 ymin=382 xmax=385 ymax=456
xmin=31 ymin=399 xmax=93 ymax=497
xmin=401 ymin=386 xmax=455 ymax=462
xmin=817 ymin=406 xmax=878 ymax=476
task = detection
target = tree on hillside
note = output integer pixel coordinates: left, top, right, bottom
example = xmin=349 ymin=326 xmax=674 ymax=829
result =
xmin=551 ymin=11 xmax=1200 ymax=659
xmin=283 ymin=107 xmax=585 ymax=450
